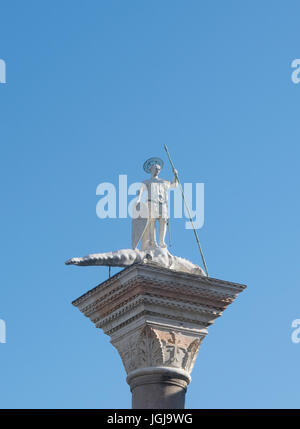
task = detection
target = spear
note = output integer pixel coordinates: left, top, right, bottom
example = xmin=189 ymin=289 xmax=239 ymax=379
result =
xmin=164 ymin=144 xmax=209 ymax=276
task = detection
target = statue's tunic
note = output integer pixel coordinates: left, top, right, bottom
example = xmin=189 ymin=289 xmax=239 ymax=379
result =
xmin=142 ymin=178 xmax=176 ymax=219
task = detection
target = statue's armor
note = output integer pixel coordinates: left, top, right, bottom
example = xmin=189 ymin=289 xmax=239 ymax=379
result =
xmin=142 ymin=178 xmax=171 ymax=219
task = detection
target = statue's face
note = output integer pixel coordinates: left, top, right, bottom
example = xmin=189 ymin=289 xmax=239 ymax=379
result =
xmin=150 ymin=164 xmax=161 ymax=176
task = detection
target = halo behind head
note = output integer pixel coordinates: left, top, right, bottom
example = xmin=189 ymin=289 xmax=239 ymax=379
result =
xmin=143 ymin=157 xmax=164 ymax=173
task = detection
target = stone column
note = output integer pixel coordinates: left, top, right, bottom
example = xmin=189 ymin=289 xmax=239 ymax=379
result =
xmin=72 ymin=264 xmax=246 ymax=409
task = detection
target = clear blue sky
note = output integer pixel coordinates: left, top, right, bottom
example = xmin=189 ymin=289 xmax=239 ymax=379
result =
xmin=0 ymin=0 xmax=299 ymax=408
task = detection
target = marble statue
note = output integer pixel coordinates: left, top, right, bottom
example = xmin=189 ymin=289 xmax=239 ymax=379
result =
xmin=132 ymin=157 xmax=178 ymax=250
xmin=65 ymin=156 xmax=206 ymax=276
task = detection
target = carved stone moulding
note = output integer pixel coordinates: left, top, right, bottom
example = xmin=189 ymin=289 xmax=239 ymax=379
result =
xmin=73 ymin=264 xmax=245 ymax=335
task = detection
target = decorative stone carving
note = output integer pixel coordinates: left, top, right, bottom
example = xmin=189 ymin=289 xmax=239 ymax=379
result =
xmin=136 ymin=326 xmax=163 ymax=369
xmin=116 ymin=331 xmax=142 ymax=373
xmin=112 ymin=325 xmax=203 ymax=376
xmin=157 ymin=330 xmax=202 ymax=373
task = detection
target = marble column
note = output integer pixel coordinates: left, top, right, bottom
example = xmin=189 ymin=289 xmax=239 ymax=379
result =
xmin=72 ymin=264 xmax=246 ymax=409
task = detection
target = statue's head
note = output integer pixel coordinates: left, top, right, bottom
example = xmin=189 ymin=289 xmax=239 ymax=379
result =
xmin=150 ymin=163 xmax=161 ymax=177
xmin=143 ymin=157 xmax=164 ymax=176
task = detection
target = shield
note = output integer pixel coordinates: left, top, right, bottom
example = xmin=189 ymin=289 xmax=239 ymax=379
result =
xmin=132 ymin=202 xmax=149 ymax=249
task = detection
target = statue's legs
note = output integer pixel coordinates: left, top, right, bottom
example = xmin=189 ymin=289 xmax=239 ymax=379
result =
xmin=141 ymin=223 xmax=150 ymax=250
xmin=148 ymin=219 xmax=158 ymax=247
xmin=158 ymin=218 xmax=167 ymax=248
